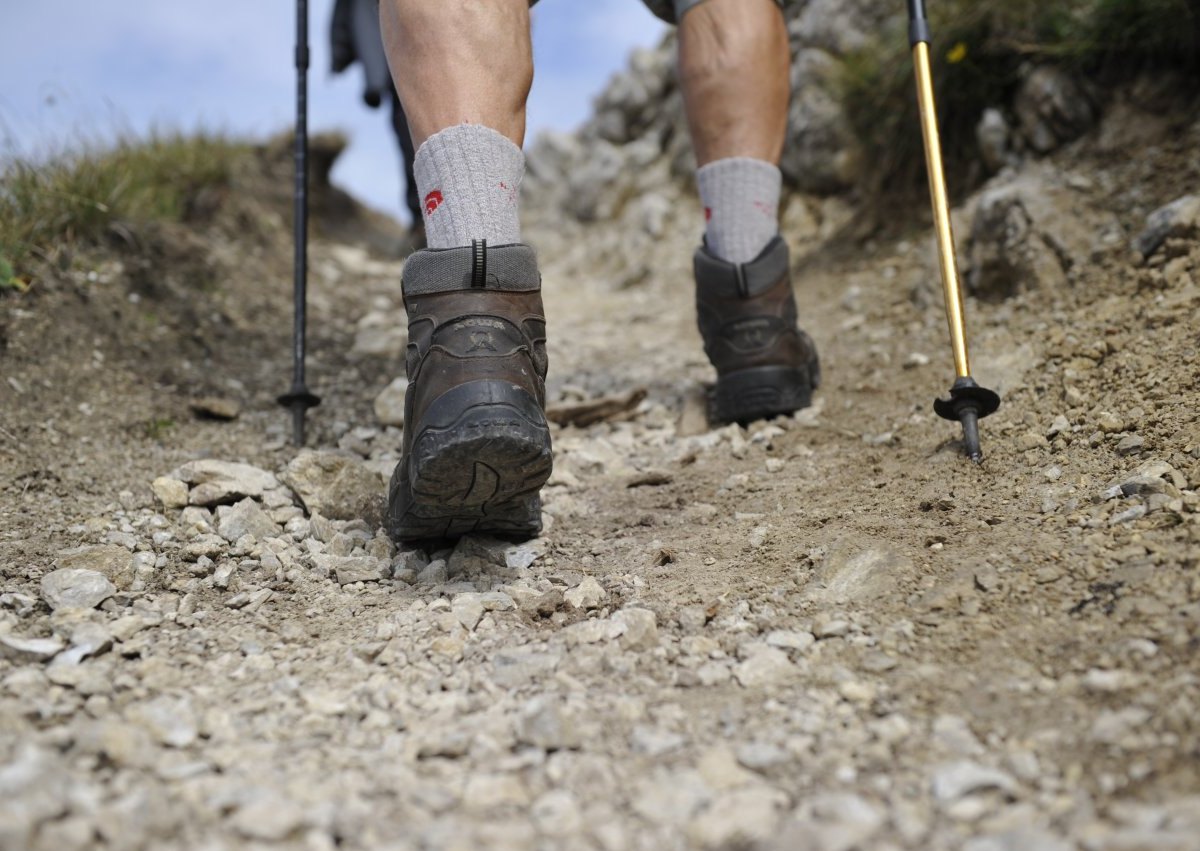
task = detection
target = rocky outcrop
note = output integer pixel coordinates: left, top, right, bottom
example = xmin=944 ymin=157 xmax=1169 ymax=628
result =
xmin=525 ymin=1 xmax=891 ymax=225
xmin=1012 ymin=65 xmax=1097 ymax=154
xmin=1134 ymin=194 xmax=1200 ymax=259
xmin=781 ymin=49 xmax=863 ymax=194
xmin=965 ymin=165 xmax=1120 ymax=299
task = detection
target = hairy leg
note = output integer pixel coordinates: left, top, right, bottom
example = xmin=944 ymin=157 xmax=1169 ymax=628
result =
xmin=678 ymin=0 xmax=790 ymax=167
xmin=379 ymin=0 xmax=533 ymax=149
xmin=680 ymin=0 xmax=817 ymax=423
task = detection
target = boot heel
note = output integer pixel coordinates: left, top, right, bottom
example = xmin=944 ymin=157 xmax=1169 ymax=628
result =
xmin=714 ymin=364 xmax=817 ymax=424
xmin=388 ymin=380 xmax=552 ymax=541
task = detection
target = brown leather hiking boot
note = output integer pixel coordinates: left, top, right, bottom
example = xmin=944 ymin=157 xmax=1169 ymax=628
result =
xmin=695 ymin=236 xmax=821 ymax=423
xmin=387 ymin=240 xmax=552 ymax=542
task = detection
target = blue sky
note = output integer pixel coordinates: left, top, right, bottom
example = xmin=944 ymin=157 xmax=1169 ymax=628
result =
xmin=0 ymin=1 xmax=666 ymax=223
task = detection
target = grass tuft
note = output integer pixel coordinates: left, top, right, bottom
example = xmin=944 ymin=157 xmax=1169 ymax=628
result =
xmin=0 ymin=133 xmax=249 ymax=281
xmin=142 ymin=417 xmax=176 ymax=441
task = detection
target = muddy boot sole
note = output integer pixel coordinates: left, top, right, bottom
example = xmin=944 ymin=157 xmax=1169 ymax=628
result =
xmin=714 ymin=356 xmax=822 ymax=425
xmin=388 ymin=380 xmax=553 ymax=542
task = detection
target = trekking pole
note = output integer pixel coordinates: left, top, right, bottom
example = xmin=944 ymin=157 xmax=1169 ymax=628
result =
xmin=278 ymin=0 xmax=320 ymax=444
xmin=906 ymin=0 xmax=1000 ymax=462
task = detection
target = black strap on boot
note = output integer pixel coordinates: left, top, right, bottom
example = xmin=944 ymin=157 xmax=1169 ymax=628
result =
xmin=471 ymin=239 xmax=488 ymax=288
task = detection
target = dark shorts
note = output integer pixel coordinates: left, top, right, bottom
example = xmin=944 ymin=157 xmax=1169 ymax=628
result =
xmin=531 ymin=0 xmax=784 ymax=25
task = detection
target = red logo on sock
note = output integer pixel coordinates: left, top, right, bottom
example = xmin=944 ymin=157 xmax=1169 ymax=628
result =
xmin=704 ymin=207 xmax=713 ymax=222
xmin=424 ymin=190 xmax=444 ymax=216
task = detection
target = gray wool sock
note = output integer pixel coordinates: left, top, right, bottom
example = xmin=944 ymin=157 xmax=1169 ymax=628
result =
xmin=696 ymin=157 xmax=783 ymax=265
xmin=413 ymin=124 xmax=524 ymax=249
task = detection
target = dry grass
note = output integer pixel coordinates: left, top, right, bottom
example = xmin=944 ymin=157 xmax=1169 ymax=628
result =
xmin=0 ymin=133 xmax=249 ymax=285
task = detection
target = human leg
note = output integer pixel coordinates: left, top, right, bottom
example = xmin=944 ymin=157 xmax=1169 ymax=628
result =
xmin=379 ymin=0 xmax=551 ymax=541
xmin=678 ymin=0 xmax=789 ymax=167
xmin=389 ymin=88 xmax=426 ymax=252
xmin=675 ymin=0 xmax=821 ymax=422
xmin=679 ymin=0 xmax=789 ymax=262
xmin=379 ymin=0 xmax=532 ymax=148
xmin=381 ymin=0 xmax=532 ymax=249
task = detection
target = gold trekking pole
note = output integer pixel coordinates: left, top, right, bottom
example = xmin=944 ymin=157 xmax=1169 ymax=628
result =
xmin=907 ymin=0 xmax=1000 ymax=462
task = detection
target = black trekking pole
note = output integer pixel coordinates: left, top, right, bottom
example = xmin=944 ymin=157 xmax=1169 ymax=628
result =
xmin=278 ymin=0 xmax=320 ymax=444
xmin=906 ymin=0 xmax=1000 ymax=462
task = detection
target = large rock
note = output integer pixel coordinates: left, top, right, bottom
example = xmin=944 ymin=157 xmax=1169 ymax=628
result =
xmin=582 ymin=44 xmax=673 ymax=147
xmin=40 ymin=569 xmax=116 ymax=611
xmin=733 ymin=645 xmax=796 ymax=689
xmin=611 ymin=607 xmax=659 ymax=651
xmin=71 ymin=619 xmax=113 ymax=659
xmin=280 ymin=450 xmax=383 ymax=524
xmin=216 ymin=498 xmax=281 ymax=543
xmin=1013 ymin=65 xmax=1095 ymax=153
xmin=352 ymin=311 xmax=407 ymax=358
xmin=373 ymin=378 xmax=408 ymax=428
xmin=564 ymin=576 xmax=606 ymax=610
xmin=565 ymin=139 xmax=633 ymax=222
xmin=0 ymin=745 xmax=73 ymax=848
xmin=1133 ymin=194 xmax=1200 ymax=258
xmin=151 ymin=476 xmax=189 ymax=509
xmin=492 ymin=649 xmax=561 ymax=689
xmin=805 ymin=544 xmax=913 ymax=603
xmin=781 ymin=50 xmax=862 ymax=194
xmin=228 ymin=792 xmax=308 ymax=842
xmin=932 ymin=760 xmax=1019 ymax=804
xmin=773 ymin=793 xmax=886 ymax=851
xmin=73 ymin=719 xmax=157 ymax=769
xmin=976 ymin=108 xmax=1014 ymax=174
xmin=170 ymin=460 xmax=280 ymax=507
xmin=525 ymin=130 xmax=583 ymax=185
xmin=0 ymin=634 xmax=65 ymax=663
xmin=516 ymin=697 xmax=581 ymax=751
xmin=53 ymin=545 xmax=135 ymax=590
xmin=313 ymin=554 xmax=389 ymax=585
xmin=688 ymin=786 xmax=789 ymax=850
xmin=966 ymin=167 xmax=1115 ymax=299
xmin=125 ymin=696 xmax=198 ymax=748
xmin=789 ymin=0 xmax=886 ymax=55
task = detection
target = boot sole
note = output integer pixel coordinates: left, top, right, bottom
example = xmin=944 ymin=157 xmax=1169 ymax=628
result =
xmin=714 ymin=358 xmax=822 ymax=425
xmin=388 ymin=380 xmax=552 ymax=542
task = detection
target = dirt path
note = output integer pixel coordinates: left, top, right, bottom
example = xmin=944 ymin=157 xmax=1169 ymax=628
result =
xmin=2 ymin=122 xmax=1200 ymax=849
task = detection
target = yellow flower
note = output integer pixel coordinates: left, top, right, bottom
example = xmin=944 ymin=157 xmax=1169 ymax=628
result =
xmin=947 ymin=42 xmax=968 ymax=63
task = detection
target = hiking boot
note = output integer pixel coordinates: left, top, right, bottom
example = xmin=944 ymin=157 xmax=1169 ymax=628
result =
xmin=387 ymin=240 xmax=552 ymax=542
xmin=695 ymin=236 xmax=821 ymax=424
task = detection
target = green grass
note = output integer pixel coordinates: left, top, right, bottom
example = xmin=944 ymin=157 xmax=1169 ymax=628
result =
xmin=838 ymin=0 xmax=1200 ymax=197
xmin=0 ymin=133 xmax=248 ymax=282
xmin=142 ymin=417 xmax=176 ymax=441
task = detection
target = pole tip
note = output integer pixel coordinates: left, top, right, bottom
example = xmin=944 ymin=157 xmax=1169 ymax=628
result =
xmin=934 ymin=377 xmax=1000 ymax=464
xmin=291 ymin=406 xmax=307 ymax=447
xmin=278 ymin=385 xmax=320 ymax=447
xmin=959 ymin=409 xmax=983 ymax=463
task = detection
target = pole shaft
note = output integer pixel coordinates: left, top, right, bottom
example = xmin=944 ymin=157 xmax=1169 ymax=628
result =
xmin=292 ymin=0 xmax=310 ymax=391
xmin=912 ymin=41 xmax=970 ymax=378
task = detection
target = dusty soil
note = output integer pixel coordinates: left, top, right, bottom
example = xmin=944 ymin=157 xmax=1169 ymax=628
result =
xmin=2 ymin=105 xmax=1200 ymax=850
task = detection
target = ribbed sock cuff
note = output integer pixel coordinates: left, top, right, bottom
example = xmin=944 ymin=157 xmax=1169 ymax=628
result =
xmin=696 ymin=157 xmax=782 ymax=265
xmin=413 ymin=124 xmax=525 ymax=250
